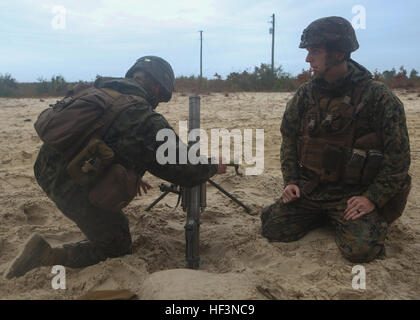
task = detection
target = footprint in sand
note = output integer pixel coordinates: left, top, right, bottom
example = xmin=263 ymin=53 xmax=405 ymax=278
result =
xmin=2 ymin=174 xmax=34 ymax=188
xmin=20 ymin=201 xmax=49 ymax=225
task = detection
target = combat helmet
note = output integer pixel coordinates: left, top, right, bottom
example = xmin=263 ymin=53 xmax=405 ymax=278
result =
xmin=299 ymin=16 xmax=359 ymax=53
xmin=125 ymin=56 xmax=175 ymax=102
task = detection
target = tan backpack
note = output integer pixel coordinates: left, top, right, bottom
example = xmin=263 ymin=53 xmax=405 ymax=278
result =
xmin=34 ymin=83 xmax=146 ymax=212
xmin=35 ymin=83 xmax=146 ymax=161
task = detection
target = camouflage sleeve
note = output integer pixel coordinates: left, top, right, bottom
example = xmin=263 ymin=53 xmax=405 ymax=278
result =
xmin=362 ymin=83 xmax=411 ymax=208
xmin=104 ymin=105 xmax=218 ymax=187
xmin=280 ymin=85 xmax=307 ymax=187
xmin=145 ymin=112 xmax=219 ymax=187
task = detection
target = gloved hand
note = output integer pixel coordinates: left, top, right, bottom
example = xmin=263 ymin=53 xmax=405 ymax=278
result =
xmin=216 ymin=157 xmax=227 ymax=174
xmin=138 ymin=179 xmax=152 ymax=196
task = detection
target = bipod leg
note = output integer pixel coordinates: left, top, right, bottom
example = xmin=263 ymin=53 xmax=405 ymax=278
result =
xmin=145 ymin=191 xmax=170 ymax=212
xmin=208 ymin=179 xmax=251 ymax=213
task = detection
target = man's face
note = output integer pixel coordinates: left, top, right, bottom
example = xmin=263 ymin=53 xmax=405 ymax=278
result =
xmin=305 ymin=46 xmax=327 ymax=77
xmin=132 ymin=70 xmax=161 ymax=108
xmin=133 ymin=71 xmax=161 ymax=96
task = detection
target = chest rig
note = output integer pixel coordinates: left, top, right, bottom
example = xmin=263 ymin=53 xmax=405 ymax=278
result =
xmin=298 ymin=80 xmax=383 ymax=185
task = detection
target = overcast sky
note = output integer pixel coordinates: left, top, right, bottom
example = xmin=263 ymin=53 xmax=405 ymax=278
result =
xmin=1 ymin=0 xmax=419 ymax=82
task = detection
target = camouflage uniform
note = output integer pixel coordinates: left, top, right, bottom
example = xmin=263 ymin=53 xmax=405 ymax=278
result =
xmin=261 ymin=60 xmax=411 ymax=262
xmin=34 ymin=77 xmax=218 ymax=268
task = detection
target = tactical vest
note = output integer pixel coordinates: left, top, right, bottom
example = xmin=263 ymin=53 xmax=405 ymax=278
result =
xmin=297 ymin=80 xmax=383 ymax=186
xmin=35 ymin=83 xmax=146 ymax=162
xmin=35 ymin=83 xmax=146 ymax=212
xmin=297 ymin=80 xmax=411 ymax=224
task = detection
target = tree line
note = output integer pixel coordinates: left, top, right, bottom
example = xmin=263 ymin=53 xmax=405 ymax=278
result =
xmin=1 ymin=64 xmax=419 ymax=97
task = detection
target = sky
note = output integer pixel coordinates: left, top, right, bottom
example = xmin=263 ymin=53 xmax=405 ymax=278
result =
xmin=1 ymin=0 xmax=419 ymax=82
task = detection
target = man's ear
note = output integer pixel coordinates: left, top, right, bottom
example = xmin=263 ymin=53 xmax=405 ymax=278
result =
xmin=335 ymin=51 xmax=346 ymax=62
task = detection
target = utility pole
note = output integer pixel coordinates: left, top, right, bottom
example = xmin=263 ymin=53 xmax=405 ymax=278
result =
xmin=269 ymin=14 xmax=275 ymax=72
xmin=199 ymin=30 xmax=203 ymax=90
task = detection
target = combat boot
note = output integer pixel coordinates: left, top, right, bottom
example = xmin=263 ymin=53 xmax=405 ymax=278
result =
xmin=4 ymin=233 xmax=58 ymax=279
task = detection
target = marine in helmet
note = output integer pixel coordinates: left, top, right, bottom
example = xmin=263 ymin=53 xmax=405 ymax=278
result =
xmin=261 ymin=17 xmax=411 ymax=262
xmin=299 ymin=16 xmax=359 ymax=80
xmin=4 ymin=56 xmax=227 ymax=279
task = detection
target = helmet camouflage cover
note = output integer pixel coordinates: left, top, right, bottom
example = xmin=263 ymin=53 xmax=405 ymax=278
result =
xmin=299 ymin=16 xmax=359 ymax=53
xmin=125 ymin=56 xmax=175 ymax=102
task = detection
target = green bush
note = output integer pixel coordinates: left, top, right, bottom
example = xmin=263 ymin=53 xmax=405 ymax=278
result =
xmin=225 ymin=64 xmax=296 ymax=92
xmin=36 ymin=75 xmax=69 ymax=95
xmin=0 ymin=73 xmax=18 ymax=97
xmin=2 ymin=64 xmax=420 ymax=98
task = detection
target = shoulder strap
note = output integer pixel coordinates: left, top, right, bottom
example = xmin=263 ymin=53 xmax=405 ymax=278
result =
xmin=307 ymin=82 xmax=318 ymax=110
xmin=96 ymin=89 xmax=148 ymax=138
xmin=61 ymin=88 xmax=148 ymax=160
xmin=352 ymin=79 xmax=372 ymax=118
xmin=348 ymin=79 xmax=381 ymax=148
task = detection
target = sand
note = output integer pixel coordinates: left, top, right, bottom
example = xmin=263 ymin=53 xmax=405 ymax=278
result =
xmin=0 ymin=91 xmax=418 ymax=300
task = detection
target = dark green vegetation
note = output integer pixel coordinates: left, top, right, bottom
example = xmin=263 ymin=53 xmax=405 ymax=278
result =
xmin=1 ymin=65 xmax=419 ymax=97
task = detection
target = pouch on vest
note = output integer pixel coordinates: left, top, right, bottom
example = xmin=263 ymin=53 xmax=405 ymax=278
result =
xmin=361 ymin=151 xmax=383 ymax=185
xmin=300 ymin=136 xmax=324 ymax=176
xmin=343 ymin=149 xmax=366 ymax=185
xmin=34 ymin=86 xmax=145 ymax=161
xmin=353 ymin=132 xmax=382 ymax=150
xmin=34 ymin=88 xmax=110 ymax=160
xmin=66 ymin=138 xmax=115 ymax=186
xmin=300 ymin=137 xmax=345 ymax=183
xmin=303 ymin=113 xmax=320 ymax=136
xmin=320 ymin=113 xmax=342 ymax=133
xmin=378 ymin=175 xmax=411 ymax=224
xmin=321 ymin=144 xmax=344 ymax=182
xmin=88 ymin=164 xmax=138 ymax=213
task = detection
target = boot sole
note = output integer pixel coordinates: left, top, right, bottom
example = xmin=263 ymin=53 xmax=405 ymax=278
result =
xmin=4 ymin=233 xmax=51 ymax=279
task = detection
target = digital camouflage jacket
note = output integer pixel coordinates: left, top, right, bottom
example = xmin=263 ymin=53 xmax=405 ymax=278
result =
xmin=280 ymin=60 xmax=411 ymax=208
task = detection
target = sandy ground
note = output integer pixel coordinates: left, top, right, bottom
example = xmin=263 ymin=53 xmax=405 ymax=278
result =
xmin=0 ymin=91 xmax=418 ymax=300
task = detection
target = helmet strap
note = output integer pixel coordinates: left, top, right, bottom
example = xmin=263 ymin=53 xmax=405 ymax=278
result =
xmin=317 ymin=49 xmax=347 ymax=80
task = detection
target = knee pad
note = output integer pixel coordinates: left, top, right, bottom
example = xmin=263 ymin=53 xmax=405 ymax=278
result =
xmin=338 ymin=242 xmax=385 ymax=263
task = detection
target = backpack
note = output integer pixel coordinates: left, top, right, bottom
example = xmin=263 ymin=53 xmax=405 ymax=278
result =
xmin=34 ymin=83 xmax=147 ymax=212
xmin=34 ymin=83 xmax=146 ymax=161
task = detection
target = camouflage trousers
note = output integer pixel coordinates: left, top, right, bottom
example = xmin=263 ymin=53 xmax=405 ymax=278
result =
xmin=260 ymin=196 xmax=388 ymax=263
xmin=33 ymin=144 xmax=132 ymax=268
